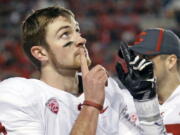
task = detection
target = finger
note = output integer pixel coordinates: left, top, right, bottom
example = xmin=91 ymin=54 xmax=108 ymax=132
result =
xmin=98 ymin=75 xmax=108 ymax=85
xmin=129 ymin=55 xmax=140 ymax=65
xmin=99 ymin=73 xmax=108 ymax=86
xmin=139 ymin=61 xmax=152 ymax=71
xmin=93 ymin=69 xmax=107 ymax=79
xmin=132 ymin=57 xmax=146 ymax=70
xmin=94 ymin=70 xmax=108 ymax=81
xmin=80 ymin=48 xmax=89 ymax=78
xmin=96 ymin=66 xmax=109 ymax=86
xmin=91 ymin=65 xmax=105 ymax=73
xmin=119 ymin=41 xmax=131 ymax=63
xmin=91 ymin=65 xmax=108 ymax=86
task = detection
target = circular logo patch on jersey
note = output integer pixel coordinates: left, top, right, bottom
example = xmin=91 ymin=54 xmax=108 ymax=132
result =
xmin=46 ymin=98 xmax=59 ymax=114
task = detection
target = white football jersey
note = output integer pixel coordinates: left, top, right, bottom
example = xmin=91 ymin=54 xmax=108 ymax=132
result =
xmin=160 ymin=85 xmax=180 ymax=135
xmin=0 ymin=77 xmax=139 ymax=135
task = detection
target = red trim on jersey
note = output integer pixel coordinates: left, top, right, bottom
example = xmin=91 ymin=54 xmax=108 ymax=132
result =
xmin=166 ymin=124 xmax=180 ymax=135
xmin=155 ymin=28 xmax=164 ymax=51
xmin=0 ymin=122 xmax=7 ymax=135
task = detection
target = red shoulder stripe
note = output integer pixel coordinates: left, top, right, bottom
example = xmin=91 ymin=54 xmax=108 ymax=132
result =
xmin=166 ymin=124 xmax=180 ymax=135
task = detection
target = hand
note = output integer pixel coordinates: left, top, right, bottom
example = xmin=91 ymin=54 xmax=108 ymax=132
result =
xmin=80 ymin=48 xmax=108 ymax=105
xmin=115 ymin=42 xmax=156 ymax=101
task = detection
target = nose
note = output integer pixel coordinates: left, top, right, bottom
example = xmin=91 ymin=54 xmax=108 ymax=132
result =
xmin=76 ymin=35 xmax=87 ymax=47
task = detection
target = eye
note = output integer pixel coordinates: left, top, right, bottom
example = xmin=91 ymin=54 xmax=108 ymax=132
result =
xmin=60 ymin=32 xmax=70 ymax=39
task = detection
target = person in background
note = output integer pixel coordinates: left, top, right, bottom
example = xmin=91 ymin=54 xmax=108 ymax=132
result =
xmin=129 ymin=28 xmax=180 ymax=135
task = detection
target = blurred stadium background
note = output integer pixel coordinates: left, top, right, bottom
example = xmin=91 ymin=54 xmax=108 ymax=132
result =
xmin=0 ymin=0 xmax=180 ymax=80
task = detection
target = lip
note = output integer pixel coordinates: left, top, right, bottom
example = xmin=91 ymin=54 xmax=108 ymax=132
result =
xmin=74 ymin=47 xmax=88 ymax=57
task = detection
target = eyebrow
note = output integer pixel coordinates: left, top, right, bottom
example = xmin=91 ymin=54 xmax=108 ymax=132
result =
xmin=55 ymin=26 xmax=70 ymax=35
xmin=55 ymin=23 xmax=80 ymax=35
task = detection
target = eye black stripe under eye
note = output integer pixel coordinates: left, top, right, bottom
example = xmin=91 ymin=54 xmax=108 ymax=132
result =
xmin=63 ymin=41 xmax=73 ymax=47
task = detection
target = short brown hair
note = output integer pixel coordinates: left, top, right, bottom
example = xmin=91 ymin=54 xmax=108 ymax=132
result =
xmin=22 ymin=6 xmax=74 ymax=70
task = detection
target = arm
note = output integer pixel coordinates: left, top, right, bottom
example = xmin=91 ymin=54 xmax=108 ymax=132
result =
xmin=134 ymin=97 xmax=165 ymax=135
xmin=116 ymin=42 xmax=167 ymax=135
xmin=70 ymin=106 xmax=99 ymax=135
xmin=70 ymin=48 xmax=108 ymax=135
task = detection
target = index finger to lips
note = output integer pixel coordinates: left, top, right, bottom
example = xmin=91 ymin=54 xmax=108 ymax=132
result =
xmin=80 ymin=48 xmax=89 ymax=77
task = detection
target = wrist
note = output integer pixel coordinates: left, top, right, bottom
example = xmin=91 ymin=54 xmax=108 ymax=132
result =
xmin=134 ymin=96 xmax=161 ymax=122
xmin=78 ymin=100 xmax=108 ymax=114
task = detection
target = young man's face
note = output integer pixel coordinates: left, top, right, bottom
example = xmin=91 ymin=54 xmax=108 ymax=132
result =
xmin=45 ymin=15 xmax=91 ymax=71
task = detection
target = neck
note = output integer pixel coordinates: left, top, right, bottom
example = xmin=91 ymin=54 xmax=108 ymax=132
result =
xmin=40 ymin=66 xmax=79 ymax=95
xmin=157 ymin=72 xmax=180 ymax=104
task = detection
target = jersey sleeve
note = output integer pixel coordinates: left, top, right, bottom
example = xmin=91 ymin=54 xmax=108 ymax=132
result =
xmin=0 ymin=78 xmax=44 ymax=135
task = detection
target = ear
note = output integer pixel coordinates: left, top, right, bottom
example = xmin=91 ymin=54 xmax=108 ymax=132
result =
xmin=166 ymin=55 xmax=177 ymax=70
xmin=31 ymin=46 xmax=48 ymax=62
